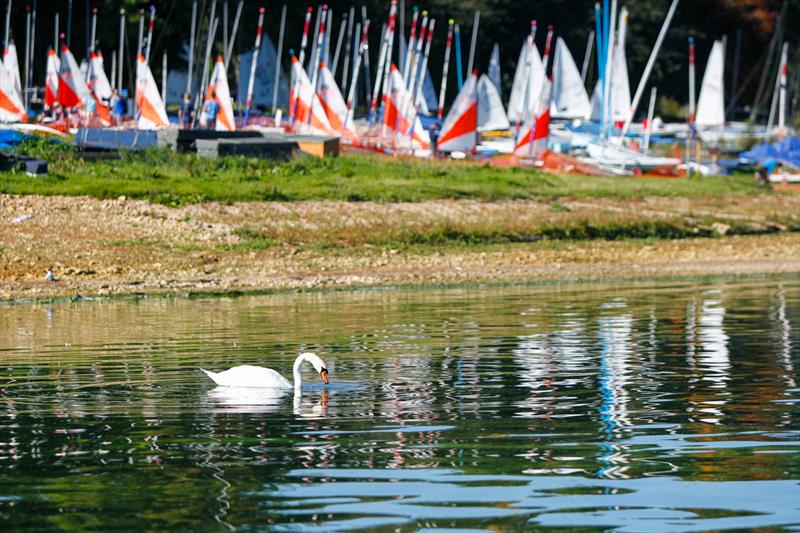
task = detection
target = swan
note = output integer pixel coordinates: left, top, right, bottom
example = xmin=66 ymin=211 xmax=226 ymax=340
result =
xmin=200 ymin=352 xmax=329 ymax=389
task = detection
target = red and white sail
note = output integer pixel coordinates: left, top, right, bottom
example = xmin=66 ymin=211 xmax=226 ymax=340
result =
xmin=4 ymin=41 xmax=22 ymax=102
xmin=437 ymin=71 xmax=478 ymax=153
xmin=58 ymin=43 xmax=92 ymax=108
xmin=317 ymin=61 xmax=357 ymax=141
xmin=289 ymin=55 xmax=331 ymax=135
xmin=382 ymin=64 xmax=430 ymax=150
xmin=203 ymin=55 xmax=236 ymax=131
xmin=44 ymin=48 xmax=60 ymax=108
xmin=135 ymin=54 xmax=169 ymax=129
xmin=0 ymin=59 xmax=26 ymax=122
xmin=89 ymin=52 xmax=113 ymax=102
xmin=515 ymin=80 xmax=551 ymax=157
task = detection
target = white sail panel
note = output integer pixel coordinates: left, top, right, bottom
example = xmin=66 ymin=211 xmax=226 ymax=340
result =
xmin=550 ymin=37 xmax=591 ymax=120
xmin=696 ymin=40 xmax=725 ymax=127
xmin=589 ymin=43 xmax=631 ymax=123
xmin=508 ymin=38 xmax=544 ymax=126
xmin=477 ymin=74 xmax=510 ymax=131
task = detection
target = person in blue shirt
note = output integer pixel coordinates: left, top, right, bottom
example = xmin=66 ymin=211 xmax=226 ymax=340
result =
xmin=203 ymin=89 xmax=219 ymax=130
xmin=179 ymin=92 xmax=194 ymax=129
xmin=756 ymin=159 xmax=782 ymax=186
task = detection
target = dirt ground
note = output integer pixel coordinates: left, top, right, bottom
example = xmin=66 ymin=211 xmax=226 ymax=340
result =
xmin=2 ymin=194 xmax=798 ymax=301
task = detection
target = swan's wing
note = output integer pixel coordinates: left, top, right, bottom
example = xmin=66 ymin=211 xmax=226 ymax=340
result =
xmin=210 ymin=365 xmax=293 ymax=388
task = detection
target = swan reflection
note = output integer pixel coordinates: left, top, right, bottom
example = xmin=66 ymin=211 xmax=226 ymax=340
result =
xmin=206 ymin=386 xmax=289 ymax=414
xmin=206 ymin=386 xmax=329 ymax=417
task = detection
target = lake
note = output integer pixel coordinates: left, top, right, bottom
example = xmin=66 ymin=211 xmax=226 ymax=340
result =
xmin=1 ymin=277 xmax=798 ymax=531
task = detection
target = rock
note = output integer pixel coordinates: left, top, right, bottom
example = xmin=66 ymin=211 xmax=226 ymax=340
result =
xmin=711 ymin=222 xmax=731 ymax=236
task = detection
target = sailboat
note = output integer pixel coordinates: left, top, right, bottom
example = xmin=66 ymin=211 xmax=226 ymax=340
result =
xmin=438 ymin=71 xmax=477 ymax=154
xmin=507 ymin=32 xmax=545 ymax=128
xmin=237 ymin=33 xmax=290 ymax=109
xmin=550 ymin=37 xmax=591 ymax=121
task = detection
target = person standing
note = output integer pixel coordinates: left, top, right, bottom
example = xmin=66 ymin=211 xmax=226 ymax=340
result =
xmin=179 ymin=92 xmax=195 ymax=129
xmin=203 ymin=89 xmax=219 ymax=130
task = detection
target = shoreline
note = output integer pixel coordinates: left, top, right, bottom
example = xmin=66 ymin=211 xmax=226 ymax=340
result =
xmin=2 ymin=194 xmax=798 ymax=302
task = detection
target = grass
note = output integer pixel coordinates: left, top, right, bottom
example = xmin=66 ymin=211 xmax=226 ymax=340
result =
xmin=0 ymin=138 xmax=771 ymax=206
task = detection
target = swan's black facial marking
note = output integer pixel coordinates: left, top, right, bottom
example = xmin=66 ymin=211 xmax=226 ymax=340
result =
xmin=320 ymin=368 xmax=329 ymax=384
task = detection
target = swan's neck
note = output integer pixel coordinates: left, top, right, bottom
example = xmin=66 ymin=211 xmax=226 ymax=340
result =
xmin=292 ymin=354 xmax=307 ymax=389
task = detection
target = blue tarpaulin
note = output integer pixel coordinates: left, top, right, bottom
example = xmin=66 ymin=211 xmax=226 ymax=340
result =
xmin=0 ymin=129 xmax=33 ymax=149
xmin=740 ymin=136 xmax=800 ymax=168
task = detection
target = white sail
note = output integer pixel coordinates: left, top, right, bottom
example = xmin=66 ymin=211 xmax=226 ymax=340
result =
xmin=589 ymin=42 xmax=631 ymax=123
xmin=696 ymin=40 xmax=725 ymax=127
xmin=237 ymin=34 xmax=290 ymax=108
xmin=508 ymin=37 xmax=545 ymax=125
xmin=550 ymin=37 xmax=591 ymax=120
xmin=477 ymin=74 xmax=510 ymax=131
xmin=488 ymin=43 xmax=502 ymax=96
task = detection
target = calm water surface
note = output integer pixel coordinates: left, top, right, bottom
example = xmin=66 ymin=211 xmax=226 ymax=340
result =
xmin=1 ymin=277 xmax=798 ymax=531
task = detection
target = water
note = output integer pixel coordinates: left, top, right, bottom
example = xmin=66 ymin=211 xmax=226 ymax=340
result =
xmin=1 ymin=277 xmax=798 ymax=531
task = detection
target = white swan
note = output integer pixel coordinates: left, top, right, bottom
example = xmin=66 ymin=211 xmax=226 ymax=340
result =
xmin=200 ymin=352 xmax=329 ymax=389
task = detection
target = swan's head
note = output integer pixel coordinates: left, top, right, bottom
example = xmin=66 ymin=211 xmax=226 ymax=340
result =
xmin=299 ymin=352 xmax=329 ymax=384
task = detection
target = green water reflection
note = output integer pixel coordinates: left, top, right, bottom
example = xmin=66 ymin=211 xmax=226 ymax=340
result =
xmin=1 ymin=277 xmax=798 ymax=530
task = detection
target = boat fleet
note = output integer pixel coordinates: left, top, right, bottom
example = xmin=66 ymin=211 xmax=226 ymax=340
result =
xmin=0 ymin=0 xmax=794 ymax=177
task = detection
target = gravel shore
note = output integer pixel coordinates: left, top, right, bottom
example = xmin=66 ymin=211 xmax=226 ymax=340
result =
xmin=2 ymin=194 xmax=798 ymax=301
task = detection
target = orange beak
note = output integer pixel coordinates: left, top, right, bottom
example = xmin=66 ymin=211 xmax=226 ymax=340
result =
xmin=320 ymin=369 xmax=329 ymax=385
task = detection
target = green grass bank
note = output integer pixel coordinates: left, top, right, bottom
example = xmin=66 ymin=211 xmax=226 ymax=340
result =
xmin=0 ymin=140 xmax=769 ymax=206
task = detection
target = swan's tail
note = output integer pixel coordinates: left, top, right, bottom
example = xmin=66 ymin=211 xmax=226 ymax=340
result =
xmin=199 ymin=368 xmax=221 ymax=385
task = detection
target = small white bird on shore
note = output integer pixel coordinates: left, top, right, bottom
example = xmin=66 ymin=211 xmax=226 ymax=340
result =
xmin=44 ymin=270 xmax=56 ymax=281
xmin=201 ymin=352 xmax=329 ymax=389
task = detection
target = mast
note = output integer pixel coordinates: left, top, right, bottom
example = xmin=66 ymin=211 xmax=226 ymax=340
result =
xmin=687 ymin=37 xmax=695 ymax=176
xmin=244 ymin=7 xmax=265 ymax=118
xmin=341 ymin=6 xmax=354 ymax=90
xmin=581 ymin=30 xmax=594 ymax=84
xmin=345 ymin=19 xmax=370 ymax=126
xmin=643 ymin=86 xmax=656 ymax=153
xmin=726 ymin=29 xmax=741 ymax=118
xmin=402 ymin=7 xmax=418 ymax=87
xmin=368 ymin=10 xmax=391 ymax=128
xmin=377 ymin=0 xmax=398 ymax=145
xmin=117 ymin=9 xmax=124 ymax=90
xmin=4 ymin=0 xmax=11 ymax=53
xmin=619 ymin=0 xmax=679 ymax=138
xmin=24 ymin=4 xmax=29 ymax=107
xmin=224 ymin=0 xmax=243 ymax=67
xmin=144 ymin=5 xmax=155 ymax=65
xmin=272 ymin=4 xmax=287 ymax=114
xmin=454 ymin=23 xmax=462 ymax=90
xmin=466 ymin=11 xmax=479 ymax=79
xmin=306 ymin=4 xmax=327 ymax=127
xmin=90 ymin=7 xmax=97 ymax=53
xmin=332 ymin=13 xmax=346 ymax=76
xmin=409 ymin=17 xmax=435 ymax=150
xmin=298 ymin=7 xmax=312 ymax=67
xmin=437 ymin=19 xmax=454 ymax=120
xmin=542 ymin=25 xmax=554 ymax=74
xmin=187 ymin=1 xmax=197 ymax=94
